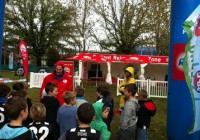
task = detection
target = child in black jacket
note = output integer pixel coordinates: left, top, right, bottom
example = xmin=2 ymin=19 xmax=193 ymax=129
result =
xmin=96 ymin=83 xmax=114 ymax=131
xmin=41 ymin=82 xmax=60 ymax=139
xmin=136 ymin=89 xmax=156 ymax=140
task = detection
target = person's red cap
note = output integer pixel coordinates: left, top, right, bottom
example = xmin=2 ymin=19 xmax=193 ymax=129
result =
xmin=55 ymin=61 xmax=64 ymax=67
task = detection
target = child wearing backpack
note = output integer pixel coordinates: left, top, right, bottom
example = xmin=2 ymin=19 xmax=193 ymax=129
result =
xmin=136 ymin=89 xmax=156 ymax=140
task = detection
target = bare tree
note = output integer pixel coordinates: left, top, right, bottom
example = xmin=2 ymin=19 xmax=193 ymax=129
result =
xmin=66 ymin=0 xmax=96 ymax=52
xmin=90 ymin=0 xmax=170 ymax=55
xmin=149 ymin=0 xmax=170 ymax=55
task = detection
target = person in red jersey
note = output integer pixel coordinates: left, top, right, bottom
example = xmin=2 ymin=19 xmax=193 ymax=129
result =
xmin=40 ymin=61 xmax=73 ymax=105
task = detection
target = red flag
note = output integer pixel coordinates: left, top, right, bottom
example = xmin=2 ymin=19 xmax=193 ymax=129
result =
xmin=19 ymin=40 xmax=28 ymax=81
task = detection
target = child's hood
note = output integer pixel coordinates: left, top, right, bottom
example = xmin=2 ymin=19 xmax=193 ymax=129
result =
xmin=93 ymin=102 xmax=104 ymax=120
xmin=130 ymin=98 xmax=140 ymax=111
xmin=0 ymin=124 xmax=29 ymax=139
xmin=143 ymin=100 xmax=156 ymax=116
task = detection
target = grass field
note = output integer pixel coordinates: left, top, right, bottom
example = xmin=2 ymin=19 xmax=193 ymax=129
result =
xmin=0 ymin=71 xmax=167 ymax=140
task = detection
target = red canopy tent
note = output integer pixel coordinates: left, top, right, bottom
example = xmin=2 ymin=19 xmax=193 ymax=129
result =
xmin=68 ymin=53 xmax=108 ymax=63
xmin=67 ymin=53 xmax=108 ymax=85
xmin=67 ymin=53 xmax=168 ymax=85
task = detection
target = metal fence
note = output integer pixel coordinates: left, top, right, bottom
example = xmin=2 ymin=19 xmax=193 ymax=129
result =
xmin=29 ymin=72 xmax=79 ymax=89
xmin=117 ymin=78 xmax=168 ymax=98
xmin=29 ymin=72 xmax=50 ymax=88
xmin=29 ymin=73 xmax=168 ymax=98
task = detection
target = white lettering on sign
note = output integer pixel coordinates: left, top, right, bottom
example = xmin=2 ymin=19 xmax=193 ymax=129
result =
xmin=103 ymin=55 xmax=125 ymax=61
xmin=148 ymin=57 xmax=161 ymax=63
xmin=103 ymin=56 xmax=111 ymax=61
xmin=113 ymin=55 xmax=125 ymax=61
xmin=113 ymin=56 xmax=118 ymax=60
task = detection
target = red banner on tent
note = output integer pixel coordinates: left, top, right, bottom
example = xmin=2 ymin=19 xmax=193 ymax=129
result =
xmin=146 ymin=56 xmax=169 ymax=64
xmin=19 ymin=40 xmax=28 ymax=81
xmin=67 ymin=53 xmax=168 ymax=64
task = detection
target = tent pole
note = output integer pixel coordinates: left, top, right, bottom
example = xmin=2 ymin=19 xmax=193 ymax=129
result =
xmin=96 ymin=64 xmax=98 ymax=86
xmin=78 ymin=61 xmax=83 ymax=86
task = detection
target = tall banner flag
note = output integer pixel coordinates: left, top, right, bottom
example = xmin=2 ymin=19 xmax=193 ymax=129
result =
xmin=182 ymin=4 xmax=200 ymax=133
xmin=9 ymin=52 xmax=13 ymax=69
xmin=19 ymin=40 xmax=28 ymax=81
xmin=0 ymin=0 xmax=6 ymax=70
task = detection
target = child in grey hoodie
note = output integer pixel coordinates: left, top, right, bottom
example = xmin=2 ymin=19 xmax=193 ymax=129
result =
xmin=118 ymin=83 xmax=140 ymax=140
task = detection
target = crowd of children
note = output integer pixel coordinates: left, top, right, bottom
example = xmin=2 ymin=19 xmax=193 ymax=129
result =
xmin=0 ymin=66 xmax=156 ymax=140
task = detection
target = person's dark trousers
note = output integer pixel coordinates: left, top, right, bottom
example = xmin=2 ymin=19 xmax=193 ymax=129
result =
xmin=118 ymin=125 xmax=136 ymax=140
xmin=136 ymin=127 xmax=148 ymax=140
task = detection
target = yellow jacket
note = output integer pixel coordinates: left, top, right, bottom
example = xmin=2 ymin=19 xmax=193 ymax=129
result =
xmin=118 ymin=77 xmax=136 ymax=93
xmin=118 ymin=66 xmax=136 ymax=93
xmin=118 ymin=67 xmax=135 ymax=109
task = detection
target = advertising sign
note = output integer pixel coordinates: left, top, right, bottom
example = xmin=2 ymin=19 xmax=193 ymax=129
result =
xmin=60 ymin=61 xmax=74 ymax=87
xmin=172 ymin=44 xmax=185 ymax=80
xmin=168 ymin=1 xmax=200 ymax=139
xmin=68 ymin=53 xmax=168 ymax=64
xmin=19 ymin=40 xmax=28 ymax=81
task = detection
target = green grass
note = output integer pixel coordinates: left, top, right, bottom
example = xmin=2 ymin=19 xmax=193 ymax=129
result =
xmin=0 ymin=71 xmax=25 ymax=79
xmin=0 ymin=71 xmax=167 ymax=140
